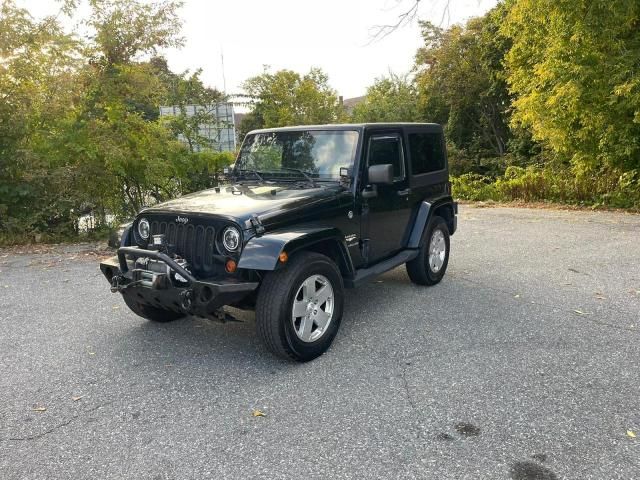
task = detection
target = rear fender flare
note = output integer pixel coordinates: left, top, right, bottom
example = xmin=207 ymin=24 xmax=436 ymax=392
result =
xmin=407 ymin=198 xmax=456 ymax=248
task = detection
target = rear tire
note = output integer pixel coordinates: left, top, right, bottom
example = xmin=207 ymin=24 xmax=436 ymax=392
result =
xmin=122 ymin=295 xmax=185 ymax=323
xmin=406 ymin=215 xmax=450 ymax=286
xmin=256 ymin=251 xmax=344 ymax=362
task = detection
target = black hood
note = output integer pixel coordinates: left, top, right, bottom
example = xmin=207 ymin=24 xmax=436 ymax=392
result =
xmin=140 ymin=182 xmax=348 ymax=228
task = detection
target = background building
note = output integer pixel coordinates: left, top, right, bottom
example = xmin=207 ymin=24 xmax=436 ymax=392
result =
xmin=159 ymin=103 xmax=237 ymax=152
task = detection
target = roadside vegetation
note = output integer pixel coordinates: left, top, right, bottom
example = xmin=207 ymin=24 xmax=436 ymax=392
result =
xmin=240 ymin=0 xmax=640 ymax=211
xmin=1 ymin=0 xmax=639 ymax=245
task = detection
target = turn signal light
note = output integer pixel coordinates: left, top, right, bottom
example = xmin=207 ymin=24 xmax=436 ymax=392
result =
xmin=225 ymin=259 xmax=237 ymax=273
xmin=279 ymin=251 xmax=288 ymax=263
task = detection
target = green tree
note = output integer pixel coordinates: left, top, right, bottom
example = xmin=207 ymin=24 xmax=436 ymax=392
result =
xmin=240 ymin=67 xmax=344 ymax=137
xmin=414 ymin=5 xmax=512 ymax=158
xmin=503 ymin=0 xmax=640 ymax=171
xmin=0 ymin=1 xmax=83 ymax=239
xmin=351 ymin=73 xmax=419 ymax=123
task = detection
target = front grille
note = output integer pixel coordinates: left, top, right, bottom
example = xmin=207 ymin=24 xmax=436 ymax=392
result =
xmin=149 ymin=220 xmax=218 ymax=275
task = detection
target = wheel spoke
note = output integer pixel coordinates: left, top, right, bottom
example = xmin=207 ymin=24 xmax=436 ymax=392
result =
xmin=292 ymin=300 xmax=307 ymax=318
xmin=302 ymin=278 xmax=312 ymax=301
xmin=315 ymin=284 xmax=331 ymax=306
xmin=314 ymin=309 xmax=330 ymax=329
xmin=300 ymin=315 xmax=313 ymax=341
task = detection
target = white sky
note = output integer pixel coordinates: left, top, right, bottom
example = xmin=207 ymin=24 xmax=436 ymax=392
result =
xmin=21 ymin=0 xmax=497 ymax=99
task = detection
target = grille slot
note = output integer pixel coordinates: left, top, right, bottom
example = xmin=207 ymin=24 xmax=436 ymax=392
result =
xmin=149 ymin=220 xmax=217 ymax=275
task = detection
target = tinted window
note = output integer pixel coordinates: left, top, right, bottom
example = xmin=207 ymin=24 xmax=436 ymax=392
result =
xmin=409 ymin=133 xmax=445 ymax=174
xmin=368 ymin=136 xmax=404 ymax=180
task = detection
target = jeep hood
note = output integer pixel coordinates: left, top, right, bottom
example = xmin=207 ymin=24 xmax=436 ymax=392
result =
xmin=140 ymin=183 xmax=348 ymax=228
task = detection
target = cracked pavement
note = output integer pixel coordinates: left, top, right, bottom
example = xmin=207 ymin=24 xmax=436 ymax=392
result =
xmin=1 ymin=205 xmax=639 ymax=479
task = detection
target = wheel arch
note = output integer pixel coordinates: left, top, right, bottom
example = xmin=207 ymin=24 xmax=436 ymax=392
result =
xmin=238 ymin=226 xmax=355 ymax=277
xmin=407 ymin=197 xmax=457 ymax=248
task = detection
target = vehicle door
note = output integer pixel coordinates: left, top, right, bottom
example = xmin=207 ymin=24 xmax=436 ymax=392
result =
xmin=361 ymin=131 xmax=412 ymax=262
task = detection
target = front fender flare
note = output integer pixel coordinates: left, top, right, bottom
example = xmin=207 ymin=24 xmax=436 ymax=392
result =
xmin=237 ymin=226 xmax=354 ymax=273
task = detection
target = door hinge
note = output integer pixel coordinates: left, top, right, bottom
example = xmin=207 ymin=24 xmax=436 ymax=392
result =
xmin=249 ymin=214 xmax=265 ymax=236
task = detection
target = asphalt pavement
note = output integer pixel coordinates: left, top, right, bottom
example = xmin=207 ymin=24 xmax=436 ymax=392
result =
xmin=1 ymin=205 xmax=639 ymax=479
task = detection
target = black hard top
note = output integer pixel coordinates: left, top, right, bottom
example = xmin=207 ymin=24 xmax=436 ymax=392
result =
xmin=247 ymin=123 xmax=443 ymax=135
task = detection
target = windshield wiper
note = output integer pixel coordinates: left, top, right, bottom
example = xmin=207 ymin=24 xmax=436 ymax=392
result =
xmin=277 ymin=168 xmax=317 ymax=187
xmin=235 ymin=169 xmax=264 ymax=183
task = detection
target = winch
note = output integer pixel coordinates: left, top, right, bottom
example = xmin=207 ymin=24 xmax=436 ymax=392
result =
xmin=132 ymin=234 xmax=191 ymax=288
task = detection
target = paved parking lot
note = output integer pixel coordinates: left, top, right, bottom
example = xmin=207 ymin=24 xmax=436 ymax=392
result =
xmin=1 ymin=205 xmax=639 ymax=479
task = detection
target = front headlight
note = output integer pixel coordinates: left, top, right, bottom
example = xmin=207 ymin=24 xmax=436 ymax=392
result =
xmin=222 ymin=226 xmax=240 ymax=251
xmin=138 ymin=218 xmax=150 ymax=240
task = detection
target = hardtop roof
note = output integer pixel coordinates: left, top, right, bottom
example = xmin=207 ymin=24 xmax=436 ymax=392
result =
xmin=247 ymin=122 xmax=443 ymax=135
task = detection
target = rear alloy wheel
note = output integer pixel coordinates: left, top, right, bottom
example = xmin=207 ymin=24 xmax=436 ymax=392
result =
xmin=256 ymin=252 xmax=344 ymax=362
xmin=406 ymin=215 xmax=450 ymax=286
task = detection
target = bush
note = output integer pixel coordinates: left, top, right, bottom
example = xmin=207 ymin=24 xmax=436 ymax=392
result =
xmin=452 ymin=166 xmax=640 ymax=210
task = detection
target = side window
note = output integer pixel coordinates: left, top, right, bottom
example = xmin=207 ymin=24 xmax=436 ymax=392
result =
xmin=368 ymin=135 xmax=404 ymax=180
xmin=408 ymin=133 xmax=445 ymax=175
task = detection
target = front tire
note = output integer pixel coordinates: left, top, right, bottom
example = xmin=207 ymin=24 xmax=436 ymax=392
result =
xmin=123 ymin=295 xmax=185 ymax=323
xmin=406 ymin=215 xmax=450 ymax=286
xmin=256 ymin=252 xmax=344 ymax=362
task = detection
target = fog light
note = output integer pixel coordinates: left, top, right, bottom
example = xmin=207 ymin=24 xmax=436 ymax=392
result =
xmin=225 ymin=259 xmax=237 ymax=273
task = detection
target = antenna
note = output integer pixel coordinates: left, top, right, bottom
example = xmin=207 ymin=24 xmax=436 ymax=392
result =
xmin=221 ymin=48 xmax=227 ymax=94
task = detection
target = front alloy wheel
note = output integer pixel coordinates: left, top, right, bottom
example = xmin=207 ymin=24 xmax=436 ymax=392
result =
xmin=256 ymin=252 xmax=344 ymax=362
xmin=292 ymin=274 xmax=335 ymax=343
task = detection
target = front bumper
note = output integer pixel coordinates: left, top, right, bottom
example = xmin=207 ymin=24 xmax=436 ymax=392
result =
xmin=100 ymin=247 xmax=258 ymax=317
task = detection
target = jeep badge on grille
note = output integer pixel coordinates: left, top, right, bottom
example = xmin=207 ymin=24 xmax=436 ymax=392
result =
xmin=176 ymin=215 xmax=189 ymax=224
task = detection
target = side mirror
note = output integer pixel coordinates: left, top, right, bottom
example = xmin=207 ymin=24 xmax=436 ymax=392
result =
xmin=368 ymin=164 xmax=393 ymax=185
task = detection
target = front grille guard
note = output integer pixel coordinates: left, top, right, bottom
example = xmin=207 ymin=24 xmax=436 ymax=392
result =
xmin=117 ymin=246 xmax=196 ymax=284
xmin=109 ymin=246 xmax=258 ymax=315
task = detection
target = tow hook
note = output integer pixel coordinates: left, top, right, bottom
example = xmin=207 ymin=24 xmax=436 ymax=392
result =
xmin=180 ymin=289 xmax=194 ymax=311
xmin=110 ymin=275 xmax=125 ymax=293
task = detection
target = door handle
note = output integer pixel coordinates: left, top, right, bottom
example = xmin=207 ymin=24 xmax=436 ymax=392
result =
xmin=397 ymin=188 xmax=411 ymax=196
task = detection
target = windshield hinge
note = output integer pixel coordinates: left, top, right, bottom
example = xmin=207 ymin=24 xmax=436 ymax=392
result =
xmin=250 ymin=214 xmax=265 ymax=236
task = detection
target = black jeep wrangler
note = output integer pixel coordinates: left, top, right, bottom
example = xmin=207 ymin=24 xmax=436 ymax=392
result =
xmin=100 ymin=123 xmax=457 ymax=361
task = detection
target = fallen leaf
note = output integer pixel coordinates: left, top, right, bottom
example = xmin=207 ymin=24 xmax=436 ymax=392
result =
xmin=72 ymin=395 xmax=84 ymax=402
xmin=627 ymin=430 xmax=636 ymax=438
xmin=252 ymin=409 xmax=266 ymax=417
xmin=33 ymin=406 xmax=47 ymax=412
xmin=573 ymin=309 xmax=592 ymax=316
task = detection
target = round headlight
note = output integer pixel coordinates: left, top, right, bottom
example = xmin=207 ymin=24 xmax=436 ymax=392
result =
xmin=222 ymin=226 xmax=240 ymax=251
xmin=138 ymin=218 xmax=150 ymax=240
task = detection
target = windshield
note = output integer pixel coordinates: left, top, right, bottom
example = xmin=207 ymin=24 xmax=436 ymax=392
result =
xmin=235 ymin=130 xmax=359 ymax=181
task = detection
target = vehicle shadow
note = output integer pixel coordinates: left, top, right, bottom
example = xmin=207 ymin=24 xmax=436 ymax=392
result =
xmin=107 ymin=266 xmax=449 ymax=372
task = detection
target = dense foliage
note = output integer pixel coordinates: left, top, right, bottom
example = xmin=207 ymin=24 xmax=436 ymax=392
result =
xmin=354 ymin=1 xmax=639 ymax=209
xmin=2 ymin=0 xmax=639 ymax=245
xmin=0 ymin=0 xmax=234 ymax=244
xmin=238 ymin=68 xmax=345 ymax=139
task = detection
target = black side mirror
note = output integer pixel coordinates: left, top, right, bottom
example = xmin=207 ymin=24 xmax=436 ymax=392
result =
xmin=368 ymin=164 xmax=393 ymax=184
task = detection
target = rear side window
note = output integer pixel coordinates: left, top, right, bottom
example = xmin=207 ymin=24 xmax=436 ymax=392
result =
xmin=408 ymin=133 xmax=445 ymax=174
